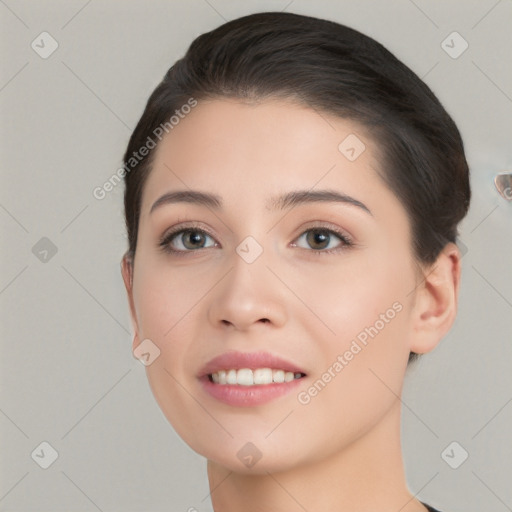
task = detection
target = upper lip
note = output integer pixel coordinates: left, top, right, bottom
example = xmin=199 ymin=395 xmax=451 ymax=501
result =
xmin=198 ymin=351 xmax=307 ymax=377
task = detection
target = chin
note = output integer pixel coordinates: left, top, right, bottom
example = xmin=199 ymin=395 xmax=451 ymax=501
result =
xmin=205 ymin=448 xmax=303 ymax=475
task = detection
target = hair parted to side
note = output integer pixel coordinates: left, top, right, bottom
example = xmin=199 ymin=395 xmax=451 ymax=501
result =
xmin=122 ymin=11 xmax=471 ymax=361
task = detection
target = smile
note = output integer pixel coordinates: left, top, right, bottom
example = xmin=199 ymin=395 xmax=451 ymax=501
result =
xmin=199 ymin=351 xmax=307 ymax=406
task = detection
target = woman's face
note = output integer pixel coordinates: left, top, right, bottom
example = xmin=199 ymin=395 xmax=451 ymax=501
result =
xmin=124 ymin=98 xmax=423 ymax=473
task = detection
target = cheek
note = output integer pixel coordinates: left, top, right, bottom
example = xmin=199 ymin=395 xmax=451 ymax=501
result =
xmin=131 ymin=261 xmax=195 ymax=389
xmin=133 ymin=256 xmax=203 ymax=339
xmin=286 ymin=247 xmax=412 ymax=345
xmin=131 ymin=263 xmax=209 ymax=445
xmin=293 ymin=252 xmax=413 ymax=408
xmin=132 ymin=257 xmax=221 ymax=385
xmin=304 ymin=275 xmax=411 ymax=400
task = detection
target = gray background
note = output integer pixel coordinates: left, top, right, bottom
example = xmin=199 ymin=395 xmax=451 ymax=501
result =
xmin=1 ymin=0 xmax=511 ymax=510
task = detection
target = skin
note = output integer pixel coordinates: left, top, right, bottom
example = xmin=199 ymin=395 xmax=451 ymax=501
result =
xmin=121 ymin=98 xmax=461 ymax=511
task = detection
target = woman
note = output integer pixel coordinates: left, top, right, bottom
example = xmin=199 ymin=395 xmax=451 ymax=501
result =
xmin=120 ymin=12 xmax=470 ymax=511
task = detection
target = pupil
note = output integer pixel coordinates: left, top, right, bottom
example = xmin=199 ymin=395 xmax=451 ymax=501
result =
xmin=185 ymin=231 xmax=204 ymax=248
xmin=308 ymin=230 xmax=328 ymax=249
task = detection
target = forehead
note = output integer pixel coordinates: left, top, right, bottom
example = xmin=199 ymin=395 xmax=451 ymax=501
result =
xmin=140 ymin=98 xmax=392 ymax=213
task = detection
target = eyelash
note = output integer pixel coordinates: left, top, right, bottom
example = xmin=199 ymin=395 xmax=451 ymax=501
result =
xmin=158 ymin=221 xmax=354 ymax=257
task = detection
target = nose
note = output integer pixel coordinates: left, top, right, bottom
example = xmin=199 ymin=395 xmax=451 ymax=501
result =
xmin=207 ymin=246 xmax=288 ymax=332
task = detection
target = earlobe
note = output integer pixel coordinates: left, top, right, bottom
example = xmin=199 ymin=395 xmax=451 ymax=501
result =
xmin=409 ymin=243 xmax=461 ymax=354
xmin=120 ymin=253 xmax=140 ymax=352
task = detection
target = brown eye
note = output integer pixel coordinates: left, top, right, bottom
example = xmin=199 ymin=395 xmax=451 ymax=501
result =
xmin=305 ymin=230 xmax=331 ymax=250
xmin=160 ymin=228 xmax=217 ymax=253
xmin=180 ymin=230 xmax=209 ymax=250
xmin=292 ymin=226 xmax=352 ymax=255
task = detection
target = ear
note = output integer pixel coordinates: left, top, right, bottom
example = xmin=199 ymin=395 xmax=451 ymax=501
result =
xmin=121 ymin=253 xmax=141 ymax=354
xmin=409 ymin=243 xmax=461 ymax=354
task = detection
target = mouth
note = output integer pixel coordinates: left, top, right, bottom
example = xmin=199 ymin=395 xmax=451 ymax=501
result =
xmin=198 ymin=351 xmax=307 ymax=406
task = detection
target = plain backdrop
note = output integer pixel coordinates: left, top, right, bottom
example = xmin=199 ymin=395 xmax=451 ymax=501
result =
xmin=1 ymin=1 xmax=511 ymax=511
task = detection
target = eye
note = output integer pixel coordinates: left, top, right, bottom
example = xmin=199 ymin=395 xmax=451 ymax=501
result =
xmin=158 ymin=223 xmax=353 ymax=256
xmin=159 ymin=225 xmax=217 ymax=255
xmin=292 ymin=227 xmax=352 ymax=254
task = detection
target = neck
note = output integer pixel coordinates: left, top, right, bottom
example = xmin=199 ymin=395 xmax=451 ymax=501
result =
xmin=207 ymin=401 xmax=427 ymax=512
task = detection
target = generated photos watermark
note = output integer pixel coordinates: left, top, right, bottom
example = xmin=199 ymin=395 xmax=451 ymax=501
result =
xmin=93 ymin=97 xmax=198 ymax=200
xmin=297 ymin=301 xmax=403 ymax=405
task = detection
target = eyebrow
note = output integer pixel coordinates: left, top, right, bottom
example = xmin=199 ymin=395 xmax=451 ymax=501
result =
xmin=150 ymin=189 xmax=372 ymax=215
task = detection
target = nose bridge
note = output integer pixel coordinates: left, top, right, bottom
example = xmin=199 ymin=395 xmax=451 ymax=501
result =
xmin=207 ymin=232 xmax=287 ymax=330
xmin=226 ymin=234 xmax=271 ymax=304
xmin=225 ymin=209 xmax=272 ymax=281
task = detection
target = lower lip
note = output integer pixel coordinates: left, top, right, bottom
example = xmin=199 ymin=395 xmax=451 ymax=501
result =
xmin=200 ymin=376 xmax=304 ymax=407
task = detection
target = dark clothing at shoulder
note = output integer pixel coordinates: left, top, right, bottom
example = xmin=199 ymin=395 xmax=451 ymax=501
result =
xmin=422 ymin=502 xmax=443 ymax=512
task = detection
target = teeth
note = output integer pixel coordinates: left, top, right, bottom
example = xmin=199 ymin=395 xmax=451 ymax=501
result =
xmin=253 ymin=368 xmax=273 ymax=385
xmin=226 ymin=369 xmax=237 ymax=385
xmin=273 ymin=369 xmax=285 ymax=383
xmin=209 ymin=368 xmax=304 ymax=386
xmin=284 ymin=371 xmax=294 ymax=382
xmin=237 ymin=368 xmax=254 ymax=386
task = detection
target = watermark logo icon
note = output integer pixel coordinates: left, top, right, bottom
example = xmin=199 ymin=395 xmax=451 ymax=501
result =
xmin=441 ymin=441 xmax=468 ymax=469
xmin=457 ymin=239 xmax=468 ymax=258
xmin=31 ymin=32 xmax=59 ymax=59
xmin=236 ymin=236 xmax=263 ymax=264
xmin=133 ymin=338 xmax=161 ymax=366
xmin=31 ymin=441 xmax=59 ymax=469
xmin=338 ymin=134 xmax=366 ymax=162
xmin=32 ymin=237 xmax=58 ymax=263
xmin=236 ymin=442 xmax=262 ymax=468
xmin=441 ymin=32 xmax=468 ymax=59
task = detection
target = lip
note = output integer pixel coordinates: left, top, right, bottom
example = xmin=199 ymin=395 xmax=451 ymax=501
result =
xmin=198 ymin=351 xmax=307 ymax=407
